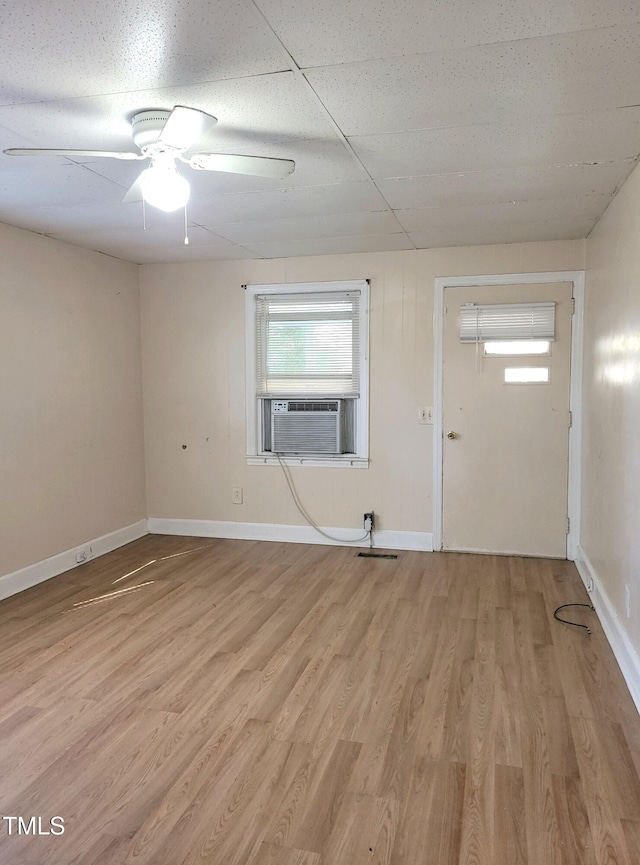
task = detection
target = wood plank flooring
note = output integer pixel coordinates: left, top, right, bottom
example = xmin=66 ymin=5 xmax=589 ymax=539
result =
xmin=1 ymin=535 xmax=639 ymax=864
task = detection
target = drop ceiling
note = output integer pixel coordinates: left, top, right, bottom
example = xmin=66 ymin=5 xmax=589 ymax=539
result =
xmin=1 ymin=0 xmax=639 ymax=263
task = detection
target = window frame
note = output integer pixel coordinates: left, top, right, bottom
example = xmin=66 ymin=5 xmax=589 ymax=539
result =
xmin=245 ymin=280 xmax=370 ymax=468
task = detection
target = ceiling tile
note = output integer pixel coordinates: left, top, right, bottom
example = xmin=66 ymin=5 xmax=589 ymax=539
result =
xmin=350 ymin=108 xmax=640 ymax=178
xmin=0 ymin=164 xmax=125 ymax=208
xmin=239 ymin=233 xmax=413 ymax=258
xmin=188 ymin=181 xmax=390 ymax=224
xmin=0 ymin=207 xmax=63 ymax=234
xmin=50 ymin=223 xmax=214 ymax=247
xmin=48 ymin=225 xmax=252 ymax=264
xmin=307 ymin=25 xmax=640 ymax=136
xmin=256 ymin=0 xmax=640 ymax=66
xmin=0 ymin=125 xmax=75 ymax=171
xmin=378 ymin=161 xmax=634 ymax=210
xmin=127 ymin=244 xmax=259 ymax=264
xmin=395 ymin=195 xmax=609 ymax=233
xmin=0 ymin=0 xmax=288 ymax=104
xmin=0 ymin=201 xmax=158 ymax=234
xmin=409 ymin=218 xmax=596 ymax=248
xmin=212 ymin=210 xmax=400 ymax=243
xmin=71 ymin=161 xmax=144 ymax=195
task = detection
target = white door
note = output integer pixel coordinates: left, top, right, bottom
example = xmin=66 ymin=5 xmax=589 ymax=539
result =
xmin=441 ymin=282 xmax=573 ymax=558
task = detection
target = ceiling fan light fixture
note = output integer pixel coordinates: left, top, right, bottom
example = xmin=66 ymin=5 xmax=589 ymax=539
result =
xmin=4 ymin=104 xmax=295 ymax=227
xmin=139 ymin=161 xmax=190 ymax=212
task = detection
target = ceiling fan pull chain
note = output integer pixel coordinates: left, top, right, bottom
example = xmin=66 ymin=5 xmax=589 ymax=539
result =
xmin=184 ymin=204 xmax=189 ymax=245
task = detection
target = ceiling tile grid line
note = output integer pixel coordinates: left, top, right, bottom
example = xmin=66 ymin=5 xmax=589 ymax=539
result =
xmin=243 ymin=0 xmax=417 ymax=250
xmin=348 ymin=108 xmax=640 ymax=178
xmin=303 ymin=24 xmax=640 ymax=137
xmin=292 ymin=23 xmax=638 ymax=73
xmin=377 ymin=156 xmax=638 ymax=181
xmin=375 ymin=159 xmax=638 ymax=213
xmin=0 ymin=65 xmax=297 ymax=112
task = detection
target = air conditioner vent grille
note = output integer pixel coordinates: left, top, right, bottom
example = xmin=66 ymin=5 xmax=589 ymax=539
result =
xmin=271 ymin=399 xmax=343 ymax=454
xmin=287 ymin=401 xmax=339 ymax=412
xmin=273 ymin=415 xmax=339 ymax=453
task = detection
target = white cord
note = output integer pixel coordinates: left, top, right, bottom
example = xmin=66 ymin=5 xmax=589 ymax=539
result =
xmin=275 ymin=453 xmax=371 ymax=544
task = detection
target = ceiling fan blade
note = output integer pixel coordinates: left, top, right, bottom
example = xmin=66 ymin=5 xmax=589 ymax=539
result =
xmin=186 ymin=153 xmax=295 ymax=178
xmin=157 ymin=106 xmax=217 ymax=151
xmin=3 ymin=148 xmax=144 ymax=160
xmin=122 ymin=173 xmax=145 ymax=203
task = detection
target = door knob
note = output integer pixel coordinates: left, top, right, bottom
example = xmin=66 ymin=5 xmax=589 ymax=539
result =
xmin=446 ymin=430 xmax=458 ymax=439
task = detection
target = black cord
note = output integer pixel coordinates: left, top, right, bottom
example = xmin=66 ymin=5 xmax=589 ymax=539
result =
xmin=553 ymin=602 xmax=595 ymax=634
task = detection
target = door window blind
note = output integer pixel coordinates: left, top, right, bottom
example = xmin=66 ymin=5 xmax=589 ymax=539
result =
xmin=256 ymin=290 xmax=361 ymax=397
xmin=459 ymin=302 xmax=556 ymax=343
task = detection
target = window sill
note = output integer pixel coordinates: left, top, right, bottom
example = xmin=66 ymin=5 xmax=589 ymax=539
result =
xmin=247 ymin=455 xmax=369 ymax=469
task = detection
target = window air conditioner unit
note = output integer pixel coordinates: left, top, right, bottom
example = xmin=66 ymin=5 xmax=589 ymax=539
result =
xmin=271 ymin=400 xmax=344 ymax=454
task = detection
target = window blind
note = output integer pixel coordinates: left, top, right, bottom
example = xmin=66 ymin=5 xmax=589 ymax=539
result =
xmin=459 ymin=301 xmax=556 ymax=343
xmin=256 ymin=290 xmax=361 ymax=397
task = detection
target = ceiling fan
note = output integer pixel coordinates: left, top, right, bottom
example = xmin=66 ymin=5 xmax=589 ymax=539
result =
xmin=3 ymin=105 xmax=296 ymax=212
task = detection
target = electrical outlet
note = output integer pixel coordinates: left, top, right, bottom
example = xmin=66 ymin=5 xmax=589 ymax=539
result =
xmin=363 ymin=511 xmax=374 ymax=532
xmin=419 ymin=407 xmax=433 ymax=425
xmin=625 ymin=584 xmax=631 ymax=618
xmin=75 ymin=546 xmax=92 ymax=564
xmin=232 ymin=487 xmax=243 ymax=505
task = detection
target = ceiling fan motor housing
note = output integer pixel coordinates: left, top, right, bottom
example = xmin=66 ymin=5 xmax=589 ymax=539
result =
xmin=131 ymin=110 xmax=171 ymax=150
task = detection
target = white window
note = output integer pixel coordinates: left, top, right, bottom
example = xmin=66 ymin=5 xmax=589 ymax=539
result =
xmin=245 ymin=280 xmax=369 ymax=467
xmin=484 ymin=340 xmax=550 ymax=356
xmin=504 ymin=367 xmax=550 ymax=383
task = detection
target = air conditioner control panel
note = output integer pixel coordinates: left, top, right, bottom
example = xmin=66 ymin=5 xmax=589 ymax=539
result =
xmin=272 ymin=401 xmax=289 ymax=413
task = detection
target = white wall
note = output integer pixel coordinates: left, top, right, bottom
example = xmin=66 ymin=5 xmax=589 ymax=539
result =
xmin=6 ymin=194 xmax=639 ymax=702
xmin=0 ymin=223 xmax=147 ymax=578
xmin=582 ymin=162 xmax=640 ymax=661
xmin=140 ymin=240 xmax=583 ymax=540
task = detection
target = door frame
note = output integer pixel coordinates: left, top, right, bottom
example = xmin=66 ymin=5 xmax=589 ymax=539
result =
xmin=433 ymin=270 xmax=585 ymax=559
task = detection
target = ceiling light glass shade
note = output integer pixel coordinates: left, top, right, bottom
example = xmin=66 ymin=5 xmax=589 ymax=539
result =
xmin=139 ymin=163 xmax=190 ymax=212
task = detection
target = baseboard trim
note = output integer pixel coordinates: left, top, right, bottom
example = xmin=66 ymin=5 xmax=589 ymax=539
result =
xmin=575 ymin=544 xmax=640 ymax=716
xmin=147 ymin=518 xmax=433 ymax=552
xmin=0 ymin=520 xmax=149 ymax=602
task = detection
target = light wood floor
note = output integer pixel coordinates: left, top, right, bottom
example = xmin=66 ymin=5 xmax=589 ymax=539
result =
xmin=1 ymin=536 xmax=640 ymax=864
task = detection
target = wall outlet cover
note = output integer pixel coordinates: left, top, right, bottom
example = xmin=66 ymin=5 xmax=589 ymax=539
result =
xmin=419 ymin=407 xmax=434 ymax=424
